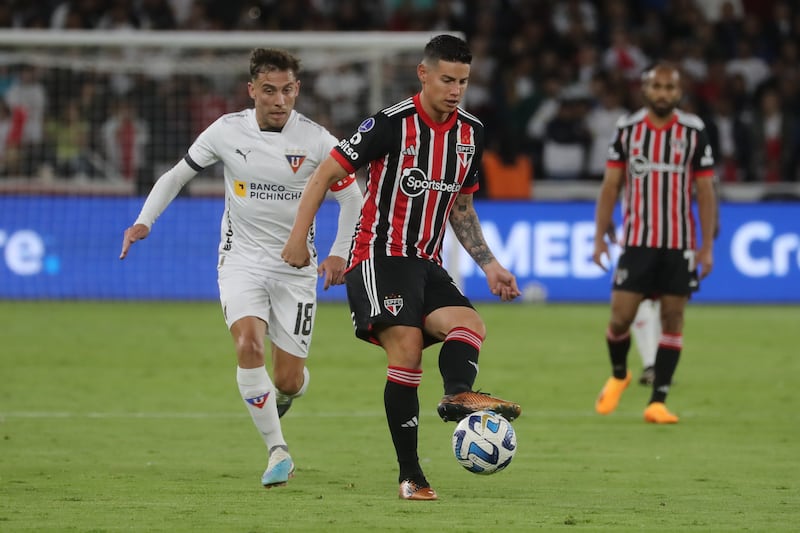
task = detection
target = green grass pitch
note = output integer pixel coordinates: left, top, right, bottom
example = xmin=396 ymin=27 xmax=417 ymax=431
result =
xmin=1 ymin=301 xmax=798 ymax=531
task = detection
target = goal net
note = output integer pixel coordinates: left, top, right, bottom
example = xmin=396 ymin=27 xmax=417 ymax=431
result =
xmin=0 ymin=29 xmax=446 ymax=194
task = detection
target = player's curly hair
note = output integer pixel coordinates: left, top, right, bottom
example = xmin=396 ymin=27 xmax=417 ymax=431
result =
xmin=250 ymin=48 xmax=301 ymax=80
xmin=423 ymin=34 xmax=472 ymax=65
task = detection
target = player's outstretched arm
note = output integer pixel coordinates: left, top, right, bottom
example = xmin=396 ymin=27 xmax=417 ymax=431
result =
xmin=448 ymin=193 xmax=520 ymax=301
xmin=119 ymin=158 xmax=197 ymax=260
xmin=283 ymin=156 xmax=350 ymax=268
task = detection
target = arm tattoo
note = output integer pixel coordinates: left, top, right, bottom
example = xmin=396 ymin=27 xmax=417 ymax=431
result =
xmin=449 ymin=194 xmax=495 ymax=267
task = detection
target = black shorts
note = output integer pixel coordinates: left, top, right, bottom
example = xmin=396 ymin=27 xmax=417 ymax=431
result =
xmin=345 ymin=256 xmax=473 ymax=345
xmin=613 ymin=246 xmax=699 ymax=296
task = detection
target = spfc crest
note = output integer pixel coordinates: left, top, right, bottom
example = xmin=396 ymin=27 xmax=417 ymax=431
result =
xmin=285 ymin=150 xmax=307 ymax=174
xmin=383 ymin=295 xmax=404 ymax=316
xmin=671 ymin=137 xmax=686 ymax=152
xmin=456 ymin=143 xmax=475 ymax=168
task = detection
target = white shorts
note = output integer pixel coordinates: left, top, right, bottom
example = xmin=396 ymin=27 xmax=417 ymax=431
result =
xmin=218 ymin=264 xmax=316 ymax=357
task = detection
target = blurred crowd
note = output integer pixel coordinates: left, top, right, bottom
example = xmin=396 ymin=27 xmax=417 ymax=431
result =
xmin=0 ymin=0 xmax=798 ymax=194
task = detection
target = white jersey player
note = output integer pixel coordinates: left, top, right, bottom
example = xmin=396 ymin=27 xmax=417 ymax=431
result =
xmin=120 ymin=48 xmax=362 ymax=488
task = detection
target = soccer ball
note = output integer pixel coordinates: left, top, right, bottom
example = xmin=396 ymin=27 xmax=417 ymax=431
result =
xmin=452 ymin=410 xmax=517 ymax=474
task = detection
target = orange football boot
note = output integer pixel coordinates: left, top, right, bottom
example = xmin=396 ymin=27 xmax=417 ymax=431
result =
xmin=643 ymin=402 xmax=679 ymax=424
xmin=595 ymin=370 xmax=632 ymax=415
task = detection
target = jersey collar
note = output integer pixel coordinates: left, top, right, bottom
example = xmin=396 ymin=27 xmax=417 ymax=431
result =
xmin=413 ymin=93 xmax=457 ymax=133
xmin=253 ymin=108 xmax=296 ymax=133
xmin=644 ymin=111 xmax=678 ymax=131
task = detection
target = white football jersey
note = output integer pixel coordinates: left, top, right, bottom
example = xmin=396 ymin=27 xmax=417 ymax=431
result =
xmin=187 ymin=108 xmax=337 ymax=280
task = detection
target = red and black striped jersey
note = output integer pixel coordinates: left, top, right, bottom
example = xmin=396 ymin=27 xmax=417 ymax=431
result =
xmin=607 ymin=108 xmax=715 ymax=250
xmin=331 ymin=93 xmax=483 ymax=267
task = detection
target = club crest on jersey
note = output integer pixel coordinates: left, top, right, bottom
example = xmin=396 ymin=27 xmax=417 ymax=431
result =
xmin=234 ymin=180 xmax=247 ymax=197
xmin=456 ymin=143 xmax=475 ymax=168
xmin=384 ymin=294 xmax=404 ymax=316
xmin=285 ymin=149 xmax=307 ymax=174
xmin=245 ymin=392 xmax=270 ymax=409
xmin=671 ymin=137 xmax=686 ymax=152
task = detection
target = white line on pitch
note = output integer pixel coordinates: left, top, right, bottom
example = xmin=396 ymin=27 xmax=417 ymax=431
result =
xmin=0 ymin=410 xmax=640 ymax=420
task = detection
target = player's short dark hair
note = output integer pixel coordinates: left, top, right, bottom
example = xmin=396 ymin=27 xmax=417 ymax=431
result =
xmin=423 ymin=34 xmax=472 ymax=65
xmin=250 ymin=48 xmax=301 ymax=80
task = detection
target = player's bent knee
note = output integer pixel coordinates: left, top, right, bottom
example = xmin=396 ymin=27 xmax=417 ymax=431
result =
xmin=429 ymin=307 xmax=486 ymax=339
xmin=274 ymin=370 xmax=306 ymax=397
xmin=458 ymin=311 xmax=486 ymax=339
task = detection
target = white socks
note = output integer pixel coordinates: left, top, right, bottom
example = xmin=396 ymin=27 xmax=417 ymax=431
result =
xmin=237 ymin=366 xmax=286 ymax=452
xmin=632 ymin=300 xmax=661 ymax=368
xmin=295 ymin=366 xmax=310 ymax=398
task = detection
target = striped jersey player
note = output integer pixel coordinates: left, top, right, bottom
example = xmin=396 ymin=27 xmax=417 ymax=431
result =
xmin=592 ymin=62 xmax=717 ymax=426
xmin=282 ymin=34 xmax=522 ymax=501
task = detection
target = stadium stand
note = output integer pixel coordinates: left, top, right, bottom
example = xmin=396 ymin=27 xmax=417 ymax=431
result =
xmin=0 ymin=0 xmax=798 ymax=201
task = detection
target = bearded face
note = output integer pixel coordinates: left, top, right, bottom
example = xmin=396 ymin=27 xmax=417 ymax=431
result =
xmin=642 ymin=68 xmax=682 ymax=118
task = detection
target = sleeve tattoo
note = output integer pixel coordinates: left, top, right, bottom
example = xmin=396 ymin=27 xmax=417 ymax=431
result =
xmin=449 ymin=194 xmax=495 ymax=267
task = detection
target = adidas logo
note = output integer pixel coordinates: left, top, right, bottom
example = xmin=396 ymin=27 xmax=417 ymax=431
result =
xmin=401 ymin=416 xmax=418 ymax=428
xmin=402 ymin=145 xmax=418 ymax=156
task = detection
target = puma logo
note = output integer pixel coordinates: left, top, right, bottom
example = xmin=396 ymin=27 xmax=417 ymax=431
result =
xmin=235 ymin=149 xmax=251 ymax=162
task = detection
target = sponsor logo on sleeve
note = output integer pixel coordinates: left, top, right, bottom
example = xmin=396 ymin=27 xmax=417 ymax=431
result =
xmin=700 ymin=144 xmax=714 ymax=167
xmin=337 ymin=138 xmax=359 ymax=161
xmin=358 ymin=118 xmax=375 ymax=132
